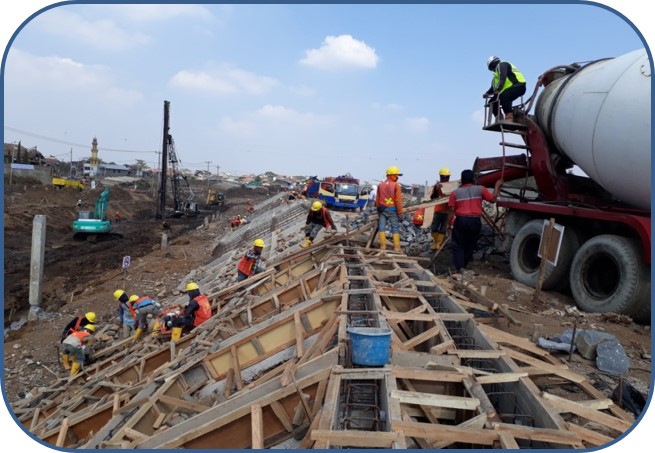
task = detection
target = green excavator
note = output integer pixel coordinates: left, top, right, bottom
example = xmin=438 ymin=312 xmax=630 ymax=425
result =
xmin=72 ymin=187 xmax=122 ymax=241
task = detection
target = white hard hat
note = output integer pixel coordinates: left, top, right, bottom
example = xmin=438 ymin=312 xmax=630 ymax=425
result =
xmin=487 ymin=56 xmax=500 ymax=70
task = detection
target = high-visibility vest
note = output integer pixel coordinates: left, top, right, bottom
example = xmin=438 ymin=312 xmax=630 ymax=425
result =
xmin=493 ymin=62 xmax=526 ymax=94
xmin=412 ymin=208 xmax=425 ymax=226
xmin=237 ymin=250 xmax=258 ymax=276
xmin=193 ymin=295 xmax=212 ymax=327
xmin=377 ymin=180 xmax=400 ymax=209
xmin=64 ymin=330 xmax=91 ymax=348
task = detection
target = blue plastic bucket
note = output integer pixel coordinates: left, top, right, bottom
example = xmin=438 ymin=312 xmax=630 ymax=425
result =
xmin=347 ymin=327 xmax=392 ymax=366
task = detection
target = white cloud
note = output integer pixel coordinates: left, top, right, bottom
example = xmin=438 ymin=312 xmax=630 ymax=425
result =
xmin=255 ymin=105 xmax=333 ymax=127
xmin=6 ymin=48 xmax=143 ymax=106
xmin=35 ymin=9 xmax=151 ymax=51
xmin=404 ymin=117 xmax=430 ymax=132
xmin=218 ymin=116 xmax=257 ymax=136
xmin=300 ymin=34 xmax=379 ymax=70
xmin=217 ymin=105 xmax=334 ymax=138
xmin=169 ymin=65 xmax=277 ymax=96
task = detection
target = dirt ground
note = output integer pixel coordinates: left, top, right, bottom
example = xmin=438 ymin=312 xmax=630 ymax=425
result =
xmin=2 ymin=180 xmax=651 ymax=409
xmin=2 ymin=179 xmax=272 ymax=403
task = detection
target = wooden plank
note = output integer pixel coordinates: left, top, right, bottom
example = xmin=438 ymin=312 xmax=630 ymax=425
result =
xmin=390 ymin=389 xmax=480 ymax=410
xmin=294 ymin=311 xmax=304 ymax=358
xmin=402 ymin=325 xmax=442 ymax=350
xmin=269 ymin=400 xmax=293 ymax=432
xmin=476 ymin=372 xmax=529 ymax=384
xmin=498 ymin=431 xmax=520 ymax=449
xmin=55 ymin=417 xmax=69 ymax=447
xmin=391 ymin=366 xmax=466 ymax=383
xmin=502 ymin=348 xmax=585 ymax=383
xmin=392 ymin=420 xmax=497 ymax=445
xmin=492 ymin=422 xmax=582 ymax=445
xmin=153 ymin=413 xmax=166 ymax=430
xmin=251 ymin=404 xmax=263 ymax=449
xmin=311 ymin=429 xmax=399 ymax=448
xmin=430 ymin=413 xmax=488 ymax=449
xmin=565 ymin=421 xmax=614 ymax=446
xmin=230 ymin=345 xmax=243 ymax=390
xmin=449 ymin=349 xmax=505 ymax=359
xmin=158 ymin=395 xmax=210 ymax=413
xmin=540 ymin=392 xmax=632 ymax=432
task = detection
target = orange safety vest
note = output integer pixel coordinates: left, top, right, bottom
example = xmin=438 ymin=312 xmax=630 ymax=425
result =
xmin=309 ymin=207 xmax=331 ymax=227
xmin=376 ymin=179 xmax=402 ymax=213
xmin=193 ymin=294 xmax=212 ymax=327
xmin=67 ymin=316 xmax=85 ymax=335
xmin=66 ymin=330 xmax=91 ymax=347
xmin=237 ymin=249 xmax=260 ymax=276
xmin=412 ymin=208 xmax=425 ymax=226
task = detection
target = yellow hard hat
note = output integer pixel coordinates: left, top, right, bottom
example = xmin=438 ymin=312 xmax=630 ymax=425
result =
xmin=311 ymin=201 xmax=323 ymax=211
xmin=439 ymin=167 xmax=451 ymax=177
xmin=253 ymin=238 xmax=265 ymax=248
xmin=128 ymin=295 xmax=139 ymax=303
xmin=85 ymin=312 xmax=96 ymax=323
xmin=386 ymin=166 xmax=402 ymax=176
xmin=84 ymin=324 xmax=96 ymax=332
xmin=113 ymin=289 xmax=125 ymax=300
xmin=185 ymin=282 xmax=199 ymax=291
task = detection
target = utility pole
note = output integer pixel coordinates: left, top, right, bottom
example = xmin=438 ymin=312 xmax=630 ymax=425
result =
xmin=216 ymin=165 xmax=220 ymax=182
xmin=69 ymin=147 xmax=73 ymax=178
xmin=205 ymin=160 xmax=212 ymax=190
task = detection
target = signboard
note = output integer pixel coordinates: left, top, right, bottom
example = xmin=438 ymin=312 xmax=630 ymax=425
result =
xmin=537 ymin=220 xmax=564 ymax=266
xmin=122 ymin=255 xmax=131 ymax=270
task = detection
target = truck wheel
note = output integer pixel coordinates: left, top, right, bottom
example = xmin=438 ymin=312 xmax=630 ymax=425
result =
xmin=510 ymin=219 xmax=578 ymax=290
xmin=570 ymin=235 xmax=650 ymax=323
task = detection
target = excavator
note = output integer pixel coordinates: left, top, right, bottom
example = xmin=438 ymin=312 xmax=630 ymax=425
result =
xmin=72 ymin=187 xmax=123 ymax=241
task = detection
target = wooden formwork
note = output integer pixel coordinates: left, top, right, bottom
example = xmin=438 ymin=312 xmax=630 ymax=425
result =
xmin=12 ymin=235 xmax=635 ymax=449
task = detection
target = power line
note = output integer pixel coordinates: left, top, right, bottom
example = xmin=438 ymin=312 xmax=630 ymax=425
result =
xmin=4 ymin=125 xmax=159 ymax=154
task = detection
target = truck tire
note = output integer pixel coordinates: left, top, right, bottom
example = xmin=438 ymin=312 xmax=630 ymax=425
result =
xmin=509 ymin=219 xmax=578 ymax=290
xmin=570 ymin=235 xmax=650 ymax=323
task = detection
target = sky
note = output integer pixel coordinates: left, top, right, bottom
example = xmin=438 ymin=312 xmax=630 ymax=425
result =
xmin=1 ymin=1 xmax=653 ymax=452
xmin=2 ymin=1 xmax=648 ymax=186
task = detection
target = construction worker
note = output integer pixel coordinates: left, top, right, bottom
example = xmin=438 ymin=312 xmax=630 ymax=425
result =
xmin=484 ymin=56 xmax=526 ymax=122
xmin=412 ymin=208 xmax=425 ymax=231
xmin=170 ymin=282 xmax=212 ymax=341
xmin=113 ymin=289 xmax=133 ymax=338
xmin=114 ymin=211 xmax=122 ymax=223
xmin=375 ymin=166 xmax=404 ymax=252
xmin=59 ymin=311 xmax=96 ymax=370
xmin=429 ymin=167 xmax=451 ymax=250
xmin=61 ymin=323 xmax=96 ymax=377
xmin=236 ymin=239 xmax=267 ymax=281
xmin=118 ymin=297 xmax=136 ymax=340
xmin=127 ymin=294 xmax=162 ymax=343
xmin=446 ymin=170 xmax=503 ymax=274
xmin=231 ymin=215 xmax=241 ymax=229
xmin=301 ymin=201 xmax=337 ymax=248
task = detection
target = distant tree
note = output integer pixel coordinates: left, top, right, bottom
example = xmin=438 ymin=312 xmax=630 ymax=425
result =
xmin=21 ymin=147 xmax=29 ymax=164
xmin=135 ymin=159 xmax=150 ymax=171
xmin=264 ymin=171 xmax=276 ymax=178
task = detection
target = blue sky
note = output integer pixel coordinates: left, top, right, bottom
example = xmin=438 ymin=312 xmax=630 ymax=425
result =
xmin=2 ymin=1 xmax=649 ymax=186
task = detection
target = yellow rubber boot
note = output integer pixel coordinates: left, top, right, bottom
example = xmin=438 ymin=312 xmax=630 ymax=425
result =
xmin=378 ymin=232 xmax=387 ymax=250
xmin=434 ymin=233 xmax=446 ymax=250
xmin=393 ymin=233 xmax=402 ymax=252
xmin=431 ymin=233 xmax=440 ymax=250
xmin=61 ymin=353 xmax=71 ymax=370
xmin=171 ymin=327 xmax=183 ymax=341
xmin=151 ymin=321 xmax=161 ymax=337
xmin=131 ymin=328 xmax=143 ymax=345
xmin=300 ymin=237 xmax=312 ymax=248
xmin=70 ymin=359 xmax=81 ymax=377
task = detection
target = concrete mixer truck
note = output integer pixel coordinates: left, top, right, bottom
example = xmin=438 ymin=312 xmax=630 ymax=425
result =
xmin=474 ymin=48 xmax=651 ymax=323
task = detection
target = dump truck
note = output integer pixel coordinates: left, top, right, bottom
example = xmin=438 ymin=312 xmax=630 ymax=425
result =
xmin=475 ymin=48 xmax=651 ymax=322
xmin=314 ymin=175 xmax=371 ymax=211
xmin=52 ymin=177 xmax=85 ymax=190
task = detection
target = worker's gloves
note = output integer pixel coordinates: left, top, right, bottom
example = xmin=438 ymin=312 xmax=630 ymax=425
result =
xmin=155 ymin=302 xmax=162 ymax=309
xmin=134 ymin=309 xmax=140 ymax=316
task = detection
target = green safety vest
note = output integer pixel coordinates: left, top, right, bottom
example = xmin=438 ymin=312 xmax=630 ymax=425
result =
xmin=492 ymin=62 xmax=526 ymax=93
